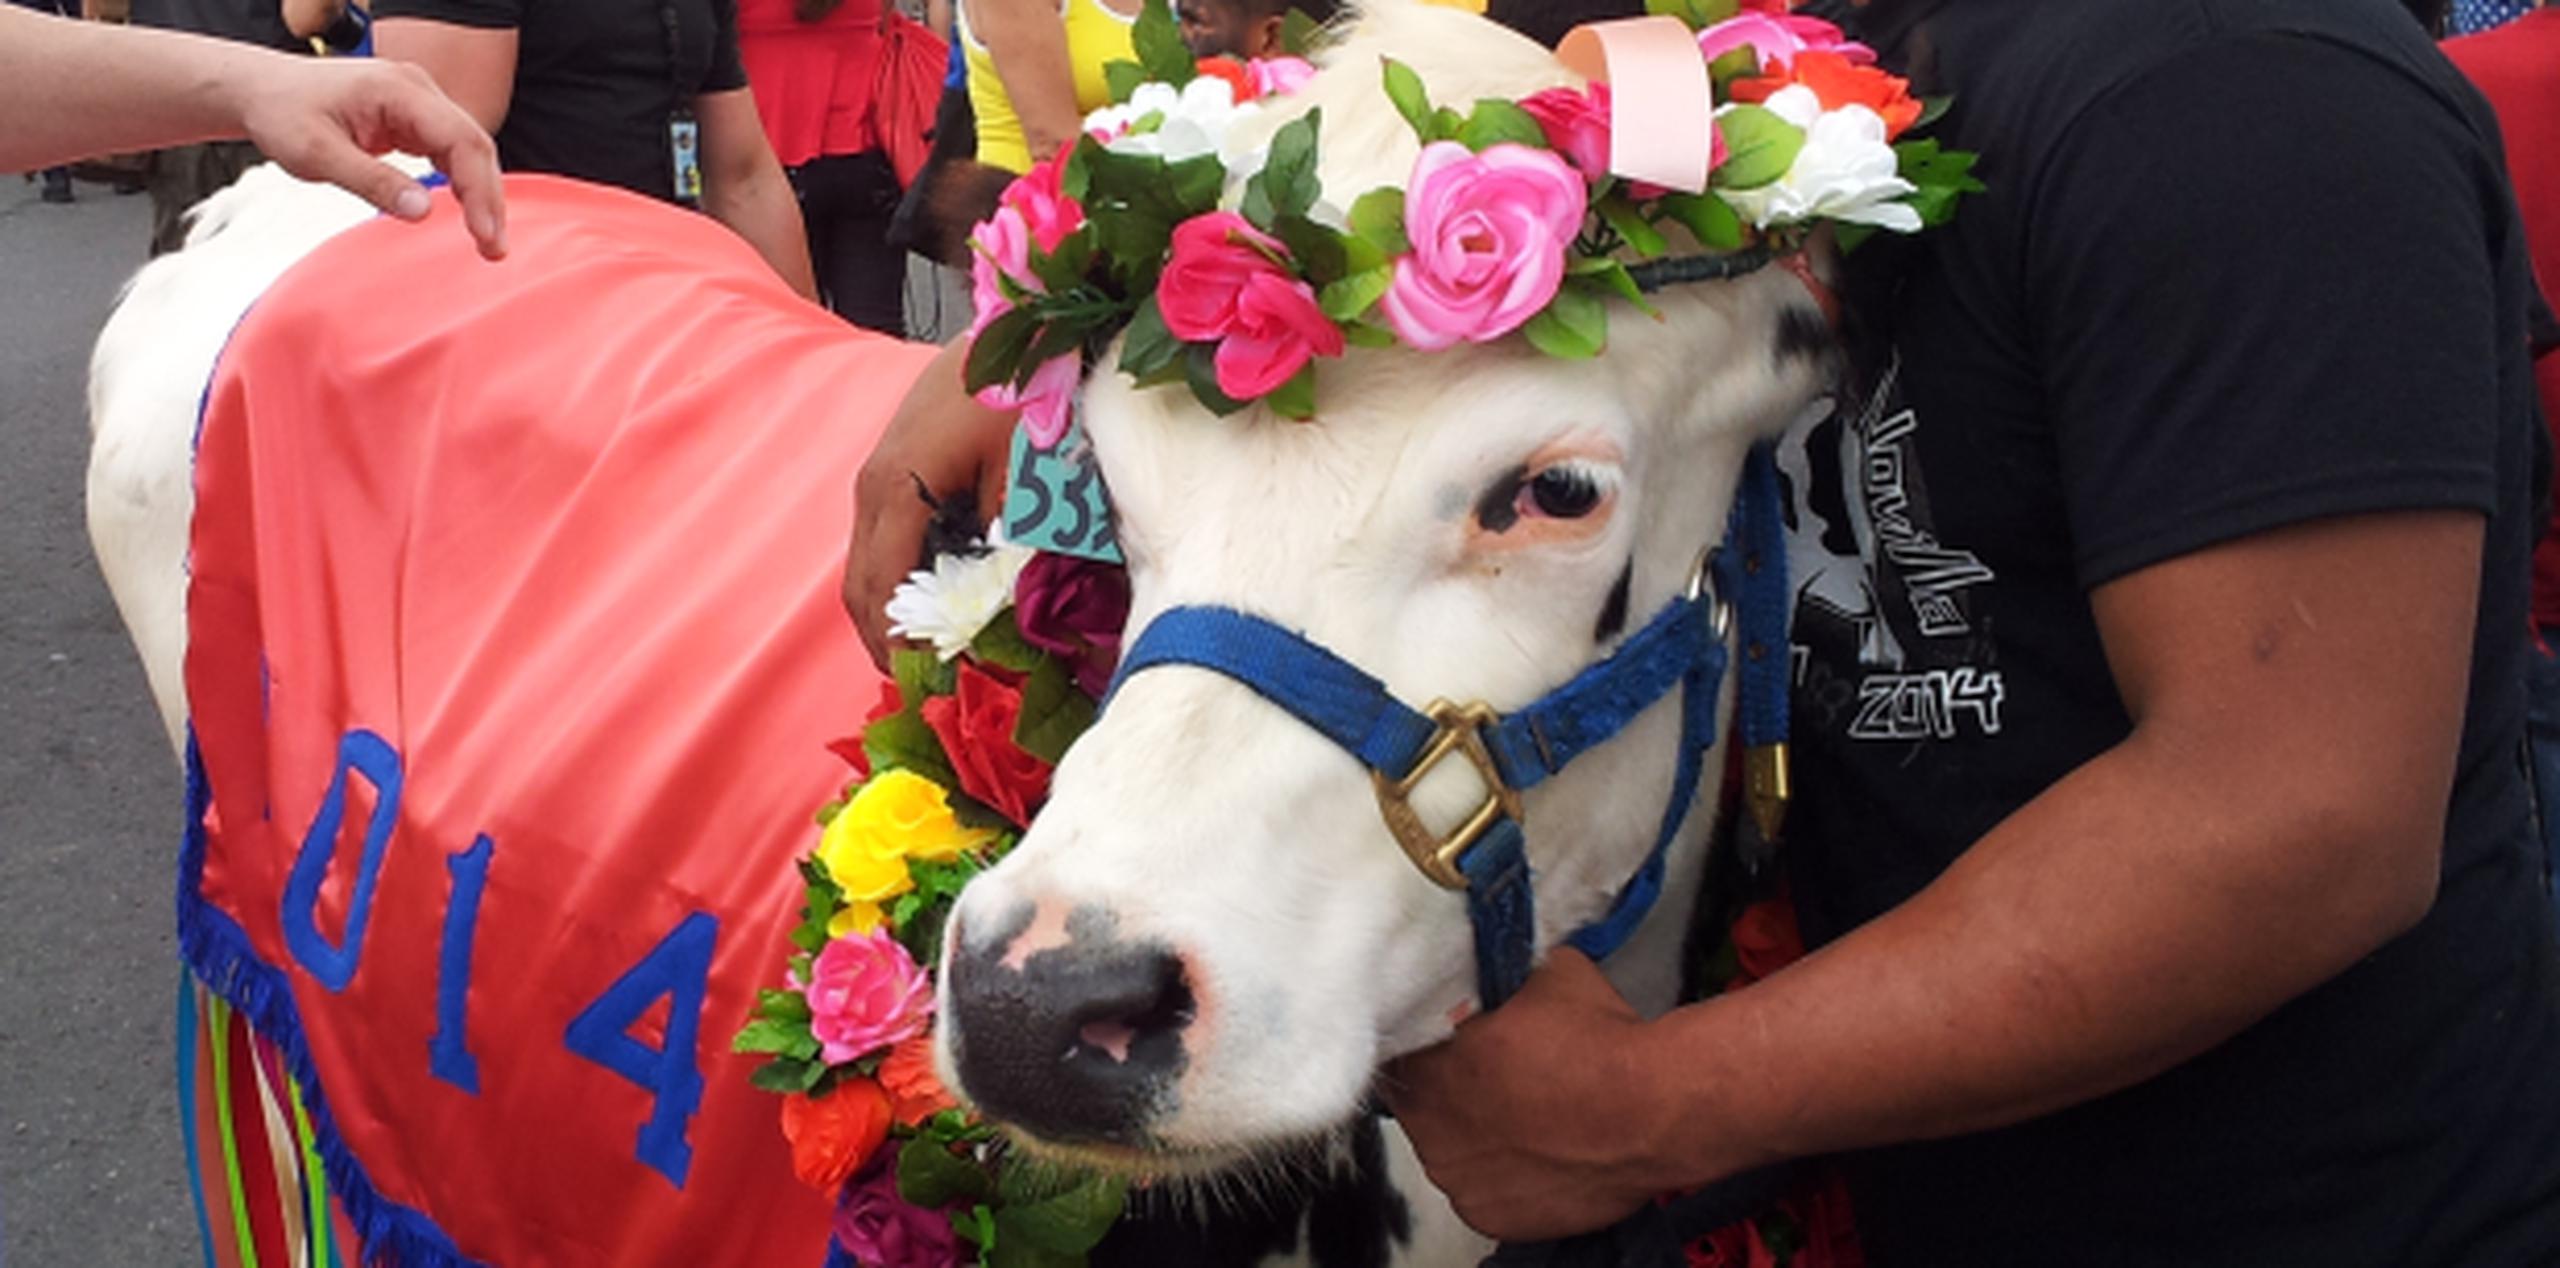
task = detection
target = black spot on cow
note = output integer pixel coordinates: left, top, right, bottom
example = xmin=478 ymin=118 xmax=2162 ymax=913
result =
xmin=1092 ymin=1116 xmax=1415 ymax=1268
xmin=1594 ymin=560 xmax=1633 ymax=643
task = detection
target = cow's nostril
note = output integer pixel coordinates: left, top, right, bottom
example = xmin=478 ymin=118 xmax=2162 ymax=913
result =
xmin=1070 ymin=951 xmax=1193 ymax=1065
xmin=946 ymin=919 xmax=1198 ymax=1145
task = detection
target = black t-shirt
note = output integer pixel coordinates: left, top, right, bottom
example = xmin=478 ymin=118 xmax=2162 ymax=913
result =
xmin=127 ymin=0 xmax=304 ymax=54
xmin=372 ymin=0 xmax=747 ymax=202
xmin=1779 ymin=0 xmax=2560 ymax=1262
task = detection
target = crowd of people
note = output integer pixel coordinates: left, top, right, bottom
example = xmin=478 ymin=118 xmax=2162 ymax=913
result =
xmin=7 ymin=0 xmax=2560 ymax=1261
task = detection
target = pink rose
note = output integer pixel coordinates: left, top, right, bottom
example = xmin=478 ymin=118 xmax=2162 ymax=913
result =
xmin=834 ymin=1162 xmax=962 ymax=1268
xmin=1519 ymin=84 xmax=1612 ymax=183
xmin=1001 ymin=146 xmax=1084 ymax=253
xmin=1696 ymin=12 xmax=1874 ymax=73
xmin=975 ymin=351 xmax=1080 ymax=449
xmin=798 ymin=931 xmax=933 ymax=1065
xmin=1378 ymin=143 xmax=1585 ymax=350
xmin=968 ymin=206 xmax=1033 ymax=335
xmin=1247 ymin=54 xmax=1316 ymax=99
xmin=1014 ymin=551 xmax=1131 ymax=698
xmin=1156 ymin=211 xmax=1344 ymax=400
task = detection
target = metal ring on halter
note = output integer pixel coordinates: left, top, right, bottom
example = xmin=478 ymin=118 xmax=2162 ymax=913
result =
xmin=1684 ymin=545 xmax=1735 ymax=642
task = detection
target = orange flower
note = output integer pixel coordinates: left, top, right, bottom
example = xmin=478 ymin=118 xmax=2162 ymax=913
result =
xmin=879 ymin=1035 xmax=959 ymax=1127
xmin=780 ymin=1078 xmax=892 ymax=1190
xmin=1195 ymin=56 xmax=1258 ymax=103
xmin=1729 ymin=51 xmax=1923 ymax=141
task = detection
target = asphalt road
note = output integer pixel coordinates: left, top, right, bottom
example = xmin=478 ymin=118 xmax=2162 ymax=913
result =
xmin=0 ymin=173 xmax=199 ymax=1267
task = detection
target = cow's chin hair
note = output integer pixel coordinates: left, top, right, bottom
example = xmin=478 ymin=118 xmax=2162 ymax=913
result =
xmin=993 ymin=1116 xmax=1359 ymax=1214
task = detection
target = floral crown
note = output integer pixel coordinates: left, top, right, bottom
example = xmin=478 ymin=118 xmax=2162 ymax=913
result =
xmin=963 ymin=0 xmax=1981 ymax=433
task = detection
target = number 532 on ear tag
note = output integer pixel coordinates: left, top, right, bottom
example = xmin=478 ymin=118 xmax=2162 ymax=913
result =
xmin=1002 ymin=417 xmax=1122 ymax=564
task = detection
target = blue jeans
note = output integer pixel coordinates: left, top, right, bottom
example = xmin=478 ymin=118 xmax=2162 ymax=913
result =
xmin=2525 ymin=639 xmax=2560 ymax=917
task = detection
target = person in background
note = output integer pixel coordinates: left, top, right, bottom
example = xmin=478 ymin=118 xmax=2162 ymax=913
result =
xmin=0 ymin=3 xmax=506 ymax=255
xmin=739 ymin=0 xmax=919 ymax=331
xmin=373 ymin=0 xmax=819 ymax=298
xmin=2452 ymin=0 xmax=2533 ymax=33
xmin=1173 ymin=0 xmax=1328 ymax=60
xmin=958 ymin=0 xmax=1136 ymax=175
xmin=9 ymin=0 xmax=83 ymax=203
xmin=2447 ymin=0 xmax=2560 ymax=919
xmin=128 ymin=0 xmax=318 ymax=249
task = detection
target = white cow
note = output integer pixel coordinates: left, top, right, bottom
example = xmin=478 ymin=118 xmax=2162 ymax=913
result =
xmin=86 ymin=3 xmax=1836 ymax=1264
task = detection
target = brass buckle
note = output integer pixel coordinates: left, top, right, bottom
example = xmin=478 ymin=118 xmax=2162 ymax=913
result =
xmin=1371 ymin=700 xmax=1526 ymax=890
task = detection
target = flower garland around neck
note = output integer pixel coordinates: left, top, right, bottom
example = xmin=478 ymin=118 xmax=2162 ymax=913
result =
xmin=734 ymin=529 xmax=1134 ymax=1268
xmin=963 ymin=0 xmax=1981 ymax=433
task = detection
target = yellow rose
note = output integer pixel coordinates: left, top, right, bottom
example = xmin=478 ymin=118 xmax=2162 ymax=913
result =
xmin=846 ymin=769 xmax=995 ymax=865
xmin=817 ymin=797 xmax=915 ymax=904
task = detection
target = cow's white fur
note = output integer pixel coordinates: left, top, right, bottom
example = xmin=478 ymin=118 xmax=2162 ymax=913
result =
xmin=939 ymin=0 xmax=1827 ymax=1194
xmin=84 ymin=8 xmax=1828 ymax=1264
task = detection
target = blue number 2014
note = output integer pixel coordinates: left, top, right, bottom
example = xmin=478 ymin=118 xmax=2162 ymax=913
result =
xmin=278 ymin=729 xmax=716 ymax=1190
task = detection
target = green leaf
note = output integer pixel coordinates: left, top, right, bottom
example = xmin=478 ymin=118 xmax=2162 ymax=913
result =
xmin=1654 ymin=191 xmax=1744 ymax=251
xmin=1278 ymin=5 xmax=1322 ymax=55
xmin=1571 ymin=256 xmax=1654 ymax=316
xmin=1520 ymin=282 xmax=1607 ymax=360
xmin=1255 ymin=109 xmax=1323 ymax=222
xmin=1161 ymin=154 xmax=1227 ymax=220
xmin=897 ymin=1136 xmax=996 ymax=1209
xmin=1317 ymin=266 xmax=1392 ymax=323
xmin=1596 ymin=195 xmax=1667 ymax=258
xmin=986 ymin=1239 xmax=1081 ymax=1268
xmin=1347 ymin=187 xmax=1408 ymax=258
xmin=1457 ymin=99 xmax=1546 ymax=152
xmin=731 ymin=1017 xmax=819 ymax=1058
xmin=1271 ymin=214 xmax=1348 ymax=286
xmin=1895 ymin=137 xmax=1986 ymax=228
xmin=1342 ymin=320 xmax=1397 ymax=348
xmin=1132 ymin=0 xmax=1193 ymax=86
xmin=995 ymin=1174 xmax=1127 ymax=1253
xmin=1102 ymin=59 xmax=1148 ymax=105
xmin=1705 ymin=46 xmax=1759 ymax=89
xmin=1712 ymin=105 xmax=1804 ymax=191
xmin=952 ymin=1203 xmax=1000 ymax=1252
xmin=1018 ymin=320 xmax=1089 ymax=383
xmin=970 ymin=608 xmax=1047 ymax=673
xmin=1264 ymin=363 xmax=1317 ymax=420
xmin=755 ymin=987 xmax=813 ymax=1023
xmin=893 ymin=648 xmax=958 ymax=701
xmin=1013 ymin=656 xmax=1098 ymax=764
xmin=1116 ymin=296 xmax=1184 ymax=380
xmin=749 ymin=1055 xmax=823 ymax=1093
xmin=863 ymin=708 xmax=958 ymax=787
xmin=964 ymin=308 xmax=1040 ymax=394
xmin=1912 ymin=93 xmax=1952 ymax=131
xmin=1181 ymin=344 xmax=1251 ymax=416
xmin=1380 ymin=58 xmax=1435 ymax=143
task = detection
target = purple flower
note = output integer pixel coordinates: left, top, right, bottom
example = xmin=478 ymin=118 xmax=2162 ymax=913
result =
xmin=1013 ymin=552 xmax=1131 ymax=698
xmin=834 ymin=1163 xmax=962 ymax=1267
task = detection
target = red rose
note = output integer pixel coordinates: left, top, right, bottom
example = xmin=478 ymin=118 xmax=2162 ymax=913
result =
xmin=1195 ymin=55 xmax=1259 ymax=102
xmin=1014 ymin=552 xmax=1131 ymax=698
xmin=920 ymin=662 xmax=1054 ymax=828
xmin=1519 ymin=84 xmax=1612 ymax=183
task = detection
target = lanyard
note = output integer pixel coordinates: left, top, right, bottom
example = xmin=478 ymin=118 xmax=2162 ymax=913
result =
xmin=662 ymin=3 xmax=704 ymax=208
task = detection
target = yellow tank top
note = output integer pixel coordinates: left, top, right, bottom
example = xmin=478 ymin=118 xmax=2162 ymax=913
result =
xmin=961 ymin=0 xmax=1138 ymax=174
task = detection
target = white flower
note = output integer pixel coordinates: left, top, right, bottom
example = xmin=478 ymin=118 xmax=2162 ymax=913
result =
xmin=884 ymin=536 xmax=1035 ymax=660
xmin=1717 ymin=85 xmax=1921 ymax=233
xmin=1087 ymin=78 xmax=1261 ymax=164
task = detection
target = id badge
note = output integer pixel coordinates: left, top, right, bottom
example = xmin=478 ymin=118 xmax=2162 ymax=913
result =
xmin=668 ymin=111 xmax=703 ymax=209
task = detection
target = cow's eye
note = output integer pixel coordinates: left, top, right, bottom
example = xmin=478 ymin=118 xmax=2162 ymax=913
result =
xmin=1525 ymin=465 xmax=1605 ymax=519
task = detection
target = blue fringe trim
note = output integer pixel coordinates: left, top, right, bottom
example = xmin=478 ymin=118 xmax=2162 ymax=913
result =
xmin=176 ymin=728 xmax=489 ymax=1268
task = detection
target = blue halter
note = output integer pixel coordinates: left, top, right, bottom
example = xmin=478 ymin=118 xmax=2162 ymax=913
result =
xmin=1108 ymin=447 xmax=1793 ymax=1008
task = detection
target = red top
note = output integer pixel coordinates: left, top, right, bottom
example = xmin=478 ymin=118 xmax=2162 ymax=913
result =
xmin=737 ymin=0 xmax=885 ymax=166
xmin=2447 ymin=9 xmax=2560 ymax=630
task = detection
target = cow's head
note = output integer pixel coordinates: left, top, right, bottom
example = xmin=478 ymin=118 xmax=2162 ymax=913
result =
xmin=937 ymin=1 xmax=1836 ymax=1177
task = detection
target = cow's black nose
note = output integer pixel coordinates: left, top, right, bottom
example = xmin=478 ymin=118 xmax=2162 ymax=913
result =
xmin=945 ymin=906 xmax=1194 ymax=1145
